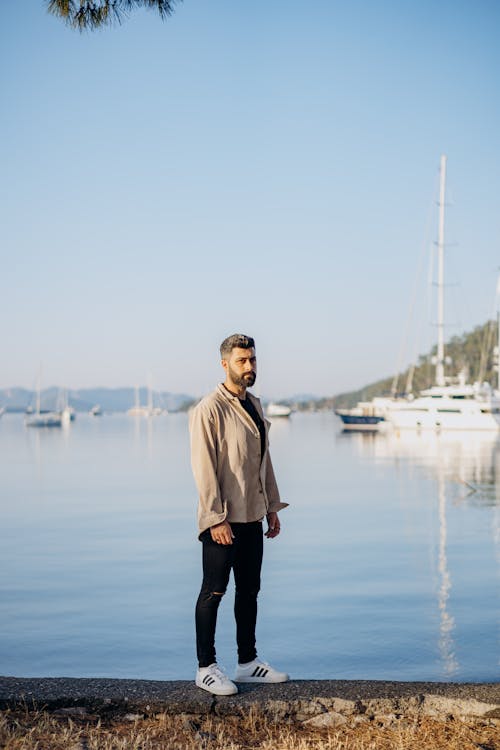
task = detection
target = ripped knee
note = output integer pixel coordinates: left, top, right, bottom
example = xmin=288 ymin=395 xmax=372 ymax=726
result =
xmin=205 ymin=589 xmax=226 ymax=604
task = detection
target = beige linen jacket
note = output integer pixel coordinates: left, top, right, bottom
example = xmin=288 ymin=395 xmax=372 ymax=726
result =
xmin=189 ymin=384 xmax=288 ymax=534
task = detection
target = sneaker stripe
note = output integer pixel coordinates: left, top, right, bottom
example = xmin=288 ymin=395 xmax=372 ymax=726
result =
xmin=250 ymin=666 xmax=268 ymax=678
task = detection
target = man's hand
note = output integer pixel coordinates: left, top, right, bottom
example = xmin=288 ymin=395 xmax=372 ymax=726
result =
xmin=210 ymin=520 xmax=234 ymax=545
xmin=265 ymin=511 xmax=281 ymax=539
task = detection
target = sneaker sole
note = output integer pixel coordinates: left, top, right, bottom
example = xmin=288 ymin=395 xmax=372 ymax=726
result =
xmin=195 ymin=678 xmax=238 ymax=696
xmin=235 ymin=674 xmax=289 ymax=683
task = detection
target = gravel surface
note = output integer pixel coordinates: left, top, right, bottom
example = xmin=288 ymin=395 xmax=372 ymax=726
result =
xmin=1 ymin=677 xmax=499 ymax=718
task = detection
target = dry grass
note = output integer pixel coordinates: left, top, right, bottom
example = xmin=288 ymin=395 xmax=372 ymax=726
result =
xmin=0 ymin=705 xmax=498 ymax=750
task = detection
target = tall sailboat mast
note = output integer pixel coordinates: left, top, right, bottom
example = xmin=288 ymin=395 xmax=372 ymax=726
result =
xmin=36 ymin=366 xmax=42 ymax=415
xmin=435 ymin=154 xmax=447 ymax=387
xmin=147 ymin=374 xmax=153 ymax=412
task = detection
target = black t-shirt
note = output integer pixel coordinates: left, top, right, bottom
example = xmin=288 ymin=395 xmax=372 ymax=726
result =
xmin=239 ymin=395 xmax=266 ymax=460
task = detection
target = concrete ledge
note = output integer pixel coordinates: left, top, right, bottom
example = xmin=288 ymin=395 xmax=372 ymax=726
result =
xmin=1 ymin=677 xmax=499 ymax=724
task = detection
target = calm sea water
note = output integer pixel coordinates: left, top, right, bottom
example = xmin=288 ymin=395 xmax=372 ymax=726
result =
xmin=0 ymin=412 xmax=498 ymax=682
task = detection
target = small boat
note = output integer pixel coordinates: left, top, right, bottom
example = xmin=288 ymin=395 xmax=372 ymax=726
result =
xmin=56 ymin=389 xmax=76 ymax=426
xmin=266 ymin=402 xmax=292 ymax=418
xmin=61 ymin=406 xmax=73 ymax=426
xmin=335 ymin=401 xmax=386 ymax=431
xmin=89 ymin=404 xmax=102 ymax=416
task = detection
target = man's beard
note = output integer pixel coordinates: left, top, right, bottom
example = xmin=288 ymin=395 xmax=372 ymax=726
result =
xmin=229 ymin=366 xmax=256 ymax=389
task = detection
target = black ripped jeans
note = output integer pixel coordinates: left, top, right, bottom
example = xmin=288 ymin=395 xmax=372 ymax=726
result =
xmin=195 ymin=521 xmax=263 ymax=668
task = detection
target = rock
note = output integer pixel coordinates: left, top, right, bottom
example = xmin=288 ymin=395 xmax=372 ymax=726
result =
xmin=124 ymin=713 xmax=143 ymax=721
xmin=263 ymin=700 xmax=291 ymax=721
xmin=330 ymin=698 xmax=358 ymax=715
xmin=422 ymin=696 xmax=500 ymax=719
xmin=295 ymin=699 xmax=328 ymax=722
xmin=303 ymin=710 xmax=348 ymax=728
xmin=364 ymin=698 xmax=397 ymax=718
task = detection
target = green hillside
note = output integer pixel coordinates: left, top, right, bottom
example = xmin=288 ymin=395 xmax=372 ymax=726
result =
xmin=314 ymin=319 xmax=499 ymax=410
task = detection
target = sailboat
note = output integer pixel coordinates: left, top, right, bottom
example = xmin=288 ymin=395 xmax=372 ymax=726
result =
xmin=25 ymin=370 xmax=63 ymax=428
xmin=127 ymin=381 xmax=166 ymax=417
xmin=387 ymin=156 xmax=500 ymax=431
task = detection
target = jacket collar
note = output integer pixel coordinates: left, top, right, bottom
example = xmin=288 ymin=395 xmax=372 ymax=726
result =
xmin=216 ymin=383 xmax=261 ymax=410
xmin=217 ymin=382 xmax=240 ymax=402
xmin=216 ymin=383 xmax=265 ymax=430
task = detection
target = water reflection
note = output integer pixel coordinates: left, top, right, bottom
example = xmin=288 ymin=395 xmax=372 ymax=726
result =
xmin=337 ymin=427 xmax=499 ymax=677
xmin=437 ymin=470 xmax=459 ymax=676
xmin=132 ymin=413 xmax=155 ymax=460
xmin=341 ymin=429 xmax=500 ymax=507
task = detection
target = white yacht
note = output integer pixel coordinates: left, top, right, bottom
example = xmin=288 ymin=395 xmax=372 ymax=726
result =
xmin=387 ymin=155 xmax=500 ymax=432
xmin=266 ymin=402 xmax=292 ymax=418
xmin=387 ymin=379 xmax=500 ymax=431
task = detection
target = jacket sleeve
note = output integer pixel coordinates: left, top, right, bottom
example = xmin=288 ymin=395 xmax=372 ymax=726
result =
xmin=264 ymin=450 xmax=289 ymax=514
xmin=189 ymin=403 xmax=228 ymax=533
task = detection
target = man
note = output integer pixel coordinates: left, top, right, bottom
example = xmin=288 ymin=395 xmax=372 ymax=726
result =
xmin=189 ymin=334 xmax=289 ymax=695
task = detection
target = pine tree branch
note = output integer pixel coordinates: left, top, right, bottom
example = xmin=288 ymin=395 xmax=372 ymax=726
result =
xmin=46 ymin=0 xmax=180 ymax=30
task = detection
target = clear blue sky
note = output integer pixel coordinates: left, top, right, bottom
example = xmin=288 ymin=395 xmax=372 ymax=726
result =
xmin=1 ymin=0 xmax=499 ymax=397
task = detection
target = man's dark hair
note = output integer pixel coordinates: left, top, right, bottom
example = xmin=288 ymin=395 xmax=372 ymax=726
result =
xmin=220 ymin=334 xmax=255 ymax=359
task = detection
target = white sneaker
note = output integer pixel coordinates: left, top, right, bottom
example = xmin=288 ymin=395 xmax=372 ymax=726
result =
xmin=196 ymin=663 xmax=238 ymax=695
xmin=234 ymin=658 xmax=289 ymax=683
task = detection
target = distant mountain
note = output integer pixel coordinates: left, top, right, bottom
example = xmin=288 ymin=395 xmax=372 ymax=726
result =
xmin=0 ymin=387 xmax=196 ymax=413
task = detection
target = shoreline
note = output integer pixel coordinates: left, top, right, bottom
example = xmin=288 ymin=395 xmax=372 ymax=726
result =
xmin=1 ymin=676 xmax=499 ymax=723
